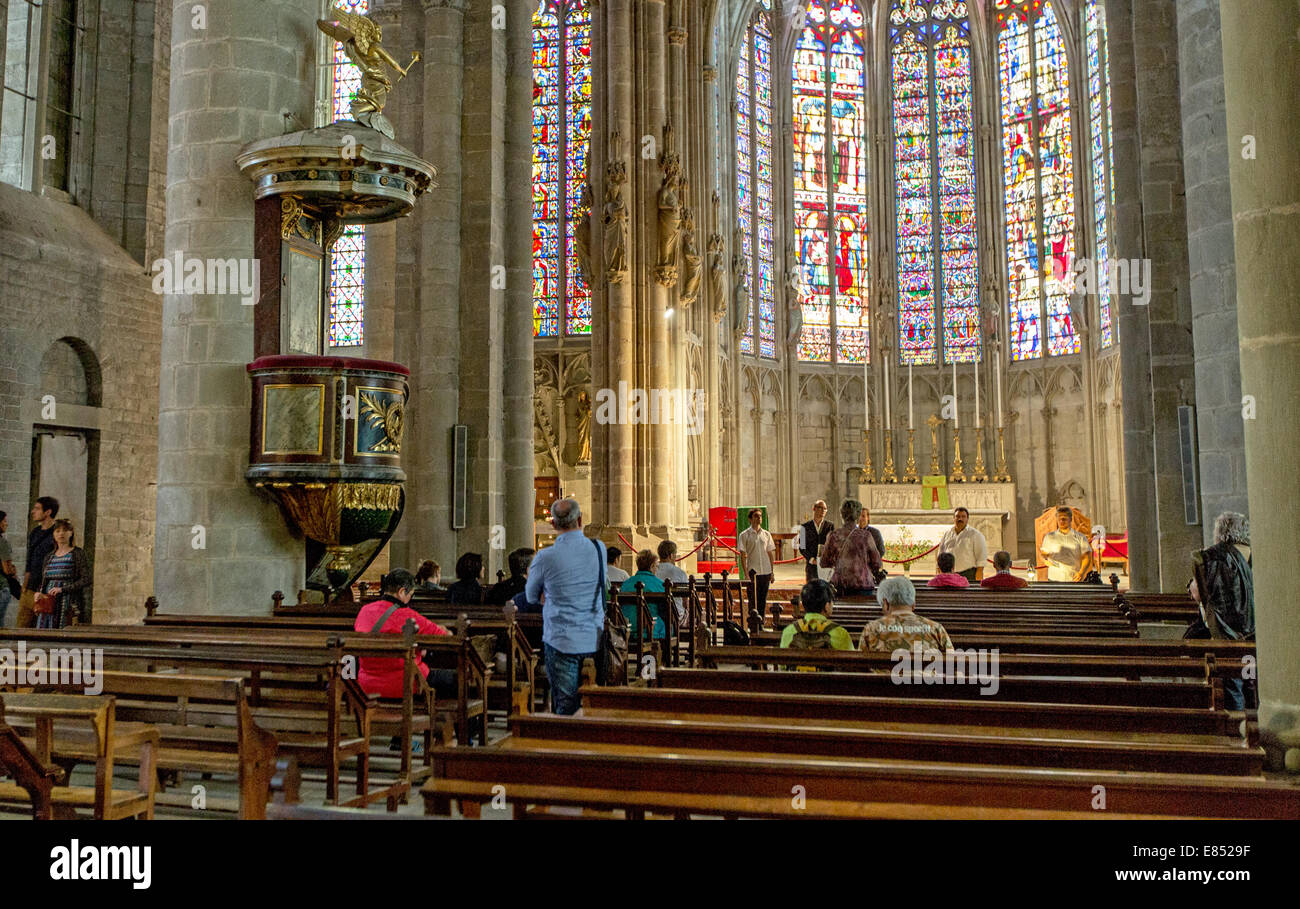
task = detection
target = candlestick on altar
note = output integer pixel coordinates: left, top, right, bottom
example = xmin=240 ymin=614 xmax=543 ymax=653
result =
xmin=883 ymin=354 xmax=892 ymax=427
xmin=994 ymin=348 xmax=1003 ymax=427
xmin=903 ymin=428 xmax=919 ymax=482
xmin=950 ymin=427 xmax=966 ymax=483
xmin=951 ymin=360 xmax=958 ymax=430
xmin=925 ymin=413 xmax=943 ymax=476
xmin=908 ymin=363 xmax=914 ymax=430
xmin=862 ymin=428 xmax=876 ymax=483
xmin=994 ymin=426 xmax=1013 ymax=482
xmin=974 ymin=357 xmax=981 ymax=429
xmin=972 ymin=426 xmax=988 ymax=481
xmin=864 ymin=356 xmax=869 ymax=425
xmin=882 ymin=428 xmax=898 ymax=483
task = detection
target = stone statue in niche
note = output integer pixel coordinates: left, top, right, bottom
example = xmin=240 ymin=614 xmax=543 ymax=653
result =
xmin=574 ymin=390 xmax=592 ymax=464
xmin=708 ymin=231 xmax=726 ymax=323
xmin=679 ymin=205 xmax=701 ymax=308
xmin=655 ymin=152 xmax=683 ymax=285
xmin=574 ymin=182 xmax=594 ymax=286
xmin=730 ymin=226 xmax=748 ymax=337
xmin=603 ymin=158 xmax=629 ymax=284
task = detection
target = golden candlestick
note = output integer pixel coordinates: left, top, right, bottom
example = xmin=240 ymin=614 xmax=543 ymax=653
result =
xmin=925 ymin=414 xmax=943 ymax=475
xmin=949 ymin=427 xmax=966 ymax=483
xmin=994 ymin=426 xmax=1012 ymax=482
xmin=903 ymin=429 xmax=919 ymax=482
xmin=972 ymin=426 xmax=988 ymax=482
xmin=882 ymin=428 xmax=898 ymax=483
xmin=862 ymin=429 xmax=876 ymax=483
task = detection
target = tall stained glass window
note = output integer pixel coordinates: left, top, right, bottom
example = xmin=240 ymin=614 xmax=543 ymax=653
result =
xmin=792 ymin=1 xmax=869 ymax=364
xmin=997 ymin=0 xmax=1077 ymax=360
xmin=328 ymin=0 xmax=369 ymax=348
xmin=890 ymin=0 xmax=978 ymax=365
xmin=533 ymin=0 xmax=593 ymax=338
xmin=736 ymin=0 xmax=776 ymax=358
xmin=1086 ymin=0 xmax=1116 ymax=348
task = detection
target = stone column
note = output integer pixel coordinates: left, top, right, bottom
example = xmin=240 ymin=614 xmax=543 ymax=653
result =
xmin=503 ymin=0 xmax=536 ymax=551
xmin=1176 ymin=0 xmax=1248 ymax=540
xmin=646 ymin=0 xmax=671 ymax=531
xmin=409 ymin=0 xmax=465 ymax=569
xmin=155 ymin=0 xmax=318 ymax=612
xmin=1220 ymin=0 xmax=1300 ymax=771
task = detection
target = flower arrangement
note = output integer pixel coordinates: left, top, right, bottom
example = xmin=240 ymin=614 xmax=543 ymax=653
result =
xmin=884 ymin=526 xmax=937 ymax=566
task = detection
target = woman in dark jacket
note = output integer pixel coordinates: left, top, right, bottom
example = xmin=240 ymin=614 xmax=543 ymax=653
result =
xmin=1190 ymin=511 xmax=1253 ymax=708
xmin=37 ymin=518 xmax=91 ymax=629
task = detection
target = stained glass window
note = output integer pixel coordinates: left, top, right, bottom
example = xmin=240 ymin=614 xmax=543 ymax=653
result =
xmin=997 ymin=0 xmax=1077 ymax=360
xmin=889 ymin=1 xmax=978 ymax=366
xmin=1086 ymin=0 xmax=1116 ymax=348
xmin=736 ymin=0 xmax=776 ymax=358
xmin=792 ymin=1 xmax=868 ymax=364
xmin=328 ymin=0 xmax=369 ymax=348
xmin=533 ymin=0 xmax=593 ymax=338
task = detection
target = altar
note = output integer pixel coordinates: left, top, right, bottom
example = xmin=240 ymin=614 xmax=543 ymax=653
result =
xmin=859 ymin=481 xmax=1018 ymax=575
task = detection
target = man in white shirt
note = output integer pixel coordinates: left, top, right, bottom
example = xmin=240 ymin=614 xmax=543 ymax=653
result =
xmin=1040 ymin=506 xmax=1093 ymax=582
xmin=605 ymin=546 xmax=630 ymax=584
xmin=737 ymin=508 xmax=776 ymax=625
xmin=939 ymin=506 xmax=987 ymax=583
xmin=654 ymin=539 xmax=689 ymax=624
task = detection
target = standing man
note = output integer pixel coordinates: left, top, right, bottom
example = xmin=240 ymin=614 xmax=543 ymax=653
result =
xmin=939 ymin=506 xmax=987 ymax=583
xmin=1040 ymin=506 xmax=1093 ymax=582
xmin=525 ymin=498 xmax=606 ymax=715
xmin=17 ymin=497 xmax=59 ymax=629
xmin=799 ymin=500 xmax=832 ymax=583
xmin=737 ymin=508 xmax=776 ymax=623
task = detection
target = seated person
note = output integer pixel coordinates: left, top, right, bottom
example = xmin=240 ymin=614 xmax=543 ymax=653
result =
xmin=981 ymin=550 xmax=1028 ymax=589
xmin=926 ymin=551 xmax=970 ymax=588
xmin=860 ymin=576 xmax=954 ymax=653
xmin=354 ymin=568 xmax=453 ymax=698
xmin=619 ymin=549 xmax=668 ymax=640
xmin=446 ymin=552 xmax=485 ymax=605
xmin=415 ymin=559 xmax=443 ymax=592
xmin=779 ymin=579 xmax=854 ymax=651
xmin=487 ymin=547 xmax=534 ymax=604
xmin=653 ymin=539 xmax=689 ymax=624
xmin=1041 ymin=506 xmax=1093 ymax=581
xmin=605 ymin=546 xmax=630 ymax=584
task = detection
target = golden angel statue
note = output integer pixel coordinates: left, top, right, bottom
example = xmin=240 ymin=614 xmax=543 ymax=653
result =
xmin=318 ymin=3 xmax=421 ymax=139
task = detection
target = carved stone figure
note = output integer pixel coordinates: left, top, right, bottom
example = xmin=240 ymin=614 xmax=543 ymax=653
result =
xmin=708 ymin=230 xmax=725 ymax=323
xmin=575 ymin=390 xmax=592 ymax=463
xmin=655 ymin=155 xmax=683 ymax=285
xmin=731 ymin=226 xmax=748 ymax=337
xmin=603 ymin=159 xmax=629 ymax=284
xmin=679 ymin=205 xmax=701 ymax=307
xmin=316 ymin=3 xmax=421 ymax=138
xmin=574 ymin=182 xmax=594 ymax=286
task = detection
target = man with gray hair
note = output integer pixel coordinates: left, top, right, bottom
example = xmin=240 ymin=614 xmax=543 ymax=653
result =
xmin=859 ymin=575 xmax=953 ymax=653
xmin=1190 ymin=511 xmax=1254 ymax=708
xmin=525 ymin=497 xmax=608 ymax=715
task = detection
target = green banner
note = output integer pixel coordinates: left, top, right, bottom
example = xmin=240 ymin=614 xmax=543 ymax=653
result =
xmin=921 ymin=476 xmax=949 ymax=511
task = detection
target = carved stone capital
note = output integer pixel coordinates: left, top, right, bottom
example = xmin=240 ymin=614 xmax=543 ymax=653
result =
xmin=667 ymin=26 xmax=687 ymax=46
xmin=421 ymin=0 xmax=467 ymax=12
xmin=703 ymin=64 xmax=717 ymax=83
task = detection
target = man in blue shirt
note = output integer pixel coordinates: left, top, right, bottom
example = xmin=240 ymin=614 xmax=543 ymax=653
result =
xmin=525 ymin=497 xmax=606 ymax=715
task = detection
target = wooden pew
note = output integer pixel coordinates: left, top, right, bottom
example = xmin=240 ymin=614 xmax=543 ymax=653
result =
xmin=655 ymin=667 xmax=1222 ymax=709
xmin=0 ymin=693 xmax=157 ymax=820
xmin=423 ymin=738 xmax=1300 ymax=819
xmin=0 ymin=696 xmax=61 ymax=819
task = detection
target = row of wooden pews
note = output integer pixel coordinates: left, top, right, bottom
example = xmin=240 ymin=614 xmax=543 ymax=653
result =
xmin=419 ymin=576 xmax=1293 ymax=820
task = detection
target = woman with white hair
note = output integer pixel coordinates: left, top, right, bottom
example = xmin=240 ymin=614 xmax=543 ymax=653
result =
xmin=858 ymin=575 xmax=953 ymax=654
xmin=1190 ymin=511 xmax=1254 ymax=708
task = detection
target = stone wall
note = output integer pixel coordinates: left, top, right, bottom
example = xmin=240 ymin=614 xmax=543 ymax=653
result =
xmin=0 ymin=182 xmax=161 ymax=624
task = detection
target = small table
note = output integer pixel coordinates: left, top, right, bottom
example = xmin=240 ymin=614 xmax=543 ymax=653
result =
xmin=771 ymin=532 xmax=799 ymax=562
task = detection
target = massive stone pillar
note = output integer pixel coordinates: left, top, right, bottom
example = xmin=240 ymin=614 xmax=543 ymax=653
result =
xmin=1220 ymin=0 xmax=1300 ymax=771
xmin=155 ymin=0 xmax=318 ymax=612
xmin=1176 ymin=0 xmax=1248 ymax=541
xmin=645 ymin=0 xmax=672 ymax=530
xmin=503 ymin=0 xmax=536 ymax=552
xmin=1109 ymin=0 xmax=1202 ymax=590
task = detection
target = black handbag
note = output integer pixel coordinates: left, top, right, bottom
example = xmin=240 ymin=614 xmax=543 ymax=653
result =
xmin=592 ymin=540 xmax=629 ymax=685
xmin=5 ymin=571 xmax=20 ymax=600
